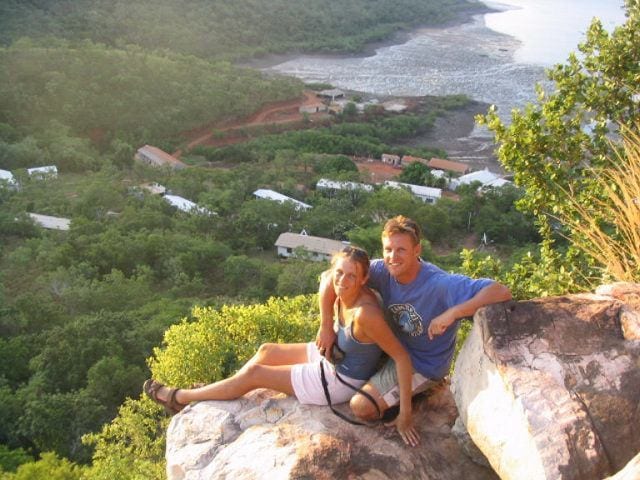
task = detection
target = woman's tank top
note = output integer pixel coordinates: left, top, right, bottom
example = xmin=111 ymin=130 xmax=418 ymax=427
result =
xmin=334 ymin=317 xmax=382 ymax=381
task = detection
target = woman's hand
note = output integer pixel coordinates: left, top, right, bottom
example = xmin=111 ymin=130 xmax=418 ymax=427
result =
xmin=315 ymin=325 xmax=336 ymax=360
xmin=387 ymin=412 xmax=420 ymax=447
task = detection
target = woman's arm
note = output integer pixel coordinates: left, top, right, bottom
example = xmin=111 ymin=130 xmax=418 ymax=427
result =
xmin=316 ymin=270 xmax=337 ymax=359
xmin=357 ymin=304 xmax=419 ymax=447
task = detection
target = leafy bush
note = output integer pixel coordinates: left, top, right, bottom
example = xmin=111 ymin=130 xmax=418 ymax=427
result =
xmin=149 ymin=295 xmax=318 ymax=387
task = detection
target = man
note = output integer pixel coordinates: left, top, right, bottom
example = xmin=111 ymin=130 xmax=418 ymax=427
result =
xmin=317 ymin=215 xmax=512 ymax=436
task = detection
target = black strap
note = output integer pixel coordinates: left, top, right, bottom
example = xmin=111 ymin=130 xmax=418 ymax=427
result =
xmin=320 ymin=361 xmax=381 ymax=426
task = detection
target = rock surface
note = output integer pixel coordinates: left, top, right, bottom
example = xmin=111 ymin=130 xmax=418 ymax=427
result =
xmin=452 ymin=284 xmax=640 ymax=480
xmin=166 ymin=383 xmax=498 ymax=480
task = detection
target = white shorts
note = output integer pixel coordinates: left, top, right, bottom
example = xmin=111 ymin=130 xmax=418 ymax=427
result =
xmin=291 ymin=342 xmax=366 ymax=405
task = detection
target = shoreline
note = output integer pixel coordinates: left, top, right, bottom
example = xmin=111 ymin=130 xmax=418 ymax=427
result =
xmin=239 ymin=1 xmax=496 ymax=70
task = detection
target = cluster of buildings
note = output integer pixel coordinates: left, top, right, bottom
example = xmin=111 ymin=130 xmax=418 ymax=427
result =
xmin=7 ymin=141 xmax=511 ymax=262
xmin=299 ymin=89 xmax=410 ymax=116
xmin=1 ymin=165 xmax=71 ymax=231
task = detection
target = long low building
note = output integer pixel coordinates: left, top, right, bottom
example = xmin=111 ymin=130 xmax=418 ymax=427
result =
xmin=450 ymin=168 xmax=512 ymax=190
xmin=28 ymin=213 xmax=71 ymax=231
xmin=316 ymin=178 xmax=373 ymax=193
xmin=275 ymin=232 xmax=347 ymax=262
xmin=384 ymin=180 xmax=442 ymax=204
xmin=254 ymin=189 xmax=312 ymax=211
xmin=135 ymin=145 xmax=186 ymax=170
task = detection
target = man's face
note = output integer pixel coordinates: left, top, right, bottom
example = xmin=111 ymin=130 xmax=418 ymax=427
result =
xmin=382 ymin=233 xmax=421 ymax=282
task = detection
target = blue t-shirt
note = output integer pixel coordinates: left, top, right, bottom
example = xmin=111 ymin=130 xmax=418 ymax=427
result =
xmin=368 ymin=259 xmax=494 ymax=380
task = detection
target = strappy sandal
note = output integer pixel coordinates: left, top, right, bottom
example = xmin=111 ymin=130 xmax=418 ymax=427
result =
xmin=143 ymin=379 xmax=187 ymax=415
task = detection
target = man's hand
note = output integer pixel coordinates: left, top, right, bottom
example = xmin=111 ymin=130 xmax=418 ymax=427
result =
xmin=427 ymin=309 xmax=456 ymax=340
xmin=315 ymin=326 xmax=336 ymax=360
xmin=386 ymin=412 xmax=420 ymax=447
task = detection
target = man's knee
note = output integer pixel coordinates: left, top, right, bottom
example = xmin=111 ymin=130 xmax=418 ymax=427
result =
xmin=350 ymin=391 xmax=382 ymax=420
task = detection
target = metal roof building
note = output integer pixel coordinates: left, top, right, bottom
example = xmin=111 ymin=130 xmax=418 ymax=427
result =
xmin=275 ymin=232 xmax=347 ymax=262
xmin=28 ymin=213 xmax=71 ymax=231
xmin=253 ymin=189 xmax=312 ymax=211
xmin=384 ymin=181 xmax=442 ymax=204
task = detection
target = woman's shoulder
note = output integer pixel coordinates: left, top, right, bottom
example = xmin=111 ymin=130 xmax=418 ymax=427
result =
xmin=354 ymin=290 xmax=384 ymax=321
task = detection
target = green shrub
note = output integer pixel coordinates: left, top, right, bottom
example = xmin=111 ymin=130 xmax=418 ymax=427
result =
xmin=149 ymin=295 xmax=318 ymax=387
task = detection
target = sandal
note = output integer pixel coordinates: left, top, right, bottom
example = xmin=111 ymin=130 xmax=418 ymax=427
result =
xmin=143 ymin=379 xmax=187 ymax=415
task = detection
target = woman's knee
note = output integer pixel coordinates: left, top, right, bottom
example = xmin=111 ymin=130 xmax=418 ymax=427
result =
xmin=350 ymin=393 xmax=380 ymax=420
xmin=256 ymin=343 xmax=278 ymax=361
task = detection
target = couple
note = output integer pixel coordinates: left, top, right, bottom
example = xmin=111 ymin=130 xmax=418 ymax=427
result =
xmin=144 ymin=216 xmax=511 ymax=447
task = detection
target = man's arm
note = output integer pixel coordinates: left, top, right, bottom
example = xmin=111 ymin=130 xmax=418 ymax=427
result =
xmin=316 ymin=270 xmax=337 ymax=359
xmin=427 ymin=282 xmax=512 ymax=340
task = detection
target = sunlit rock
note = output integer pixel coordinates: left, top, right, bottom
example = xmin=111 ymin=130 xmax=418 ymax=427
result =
xmin=452 ymin=286 xmax=640 ymax=480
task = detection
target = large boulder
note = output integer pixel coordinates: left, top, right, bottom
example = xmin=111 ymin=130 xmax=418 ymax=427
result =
xmin=166 ymin=383 xmax=498 ymax=480
xmin=452 ymin=283 xmax=640 ymax=480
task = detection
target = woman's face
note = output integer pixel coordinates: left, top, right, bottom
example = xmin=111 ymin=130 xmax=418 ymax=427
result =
xmin=332 ymin=256 xmax=367 ymax=297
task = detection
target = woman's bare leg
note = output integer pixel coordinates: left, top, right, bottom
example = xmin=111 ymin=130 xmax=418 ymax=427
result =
xmin=150 ymin=342 xmax=309 ymax=405
xmin=241 ymin=342 xmax=308 ymax=370
xmin=176 ymin=363 xmax=295 ymax=403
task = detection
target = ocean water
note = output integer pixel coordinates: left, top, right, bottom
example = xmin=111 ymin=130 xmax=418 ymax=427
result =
xmin=265 ymin=0 xmax=626 ymax=115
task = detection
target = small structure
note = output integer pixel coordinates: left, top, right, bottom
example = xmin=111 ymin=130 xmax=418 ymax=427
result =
xmin=275 ymin=231 xmax=347 ymax=261
xmin=253 ymin=189 xmax=312 ymax=211
xmin=164 ymin=194 xmax=213 ymax=215
xmin=135 ymin=145 xmax=186 ymax=170
xmin=381 ymin=154 xmax=401 ymax=167
xmin=28 ymin=213 xmax=71 ymax=231
xmin=27 ymin=165 xmax=58 ymax=179
xmin=384 ymin=180 xmax=442 ymax=204
xmin=483 ymin=177 xmax=513 ymax=189
xmin=316 ymin=178 xmax=373 ymax=193
xmin=427 ymin=158 xmax=470 ymax=175
xmin=316 ymin=89 xmax=345 ymax=102
xmin=0 ymin=169 xmax=17 ymax=188
xmin=299 ymin=102 xmax=328 ymax=114
xmin=450 ymin=168 xmax=511 ymax=190
xmin=381 ymin=100 xmax=407 ymax=113
xmin=401 ymin=155 xmax=429 ymax=167
xmin=141 ymin=182 xmax=167 ymax=195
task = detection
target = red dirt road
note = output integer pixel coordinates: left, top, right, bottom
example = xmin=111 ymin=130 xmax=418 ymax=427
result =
xmin=174 ymin=91 xmax=328 ymax=157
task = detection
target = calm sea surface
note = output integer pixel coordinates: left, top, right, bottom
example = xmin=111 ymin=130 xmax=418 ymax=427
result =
xmin=265 ymin=0 xmax=626 ymax=116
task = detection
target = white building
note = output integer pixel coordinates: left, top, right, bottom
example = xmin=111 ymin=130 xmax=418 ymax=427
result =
xmin=27 ymin=165 xmax=58 ymax=179
xmin=0 ymin=169 xmax=17 ymax=188
xmin=275 ymin=231 xmax=347 ymax=262
xmin=28 ymin=213 xmax=71 ymax=231
xmin=384 ymin=181 xmax=442 ymax=204
xmin=450 ymin=168 xmax=512 ymax=190
xmin=316 ymin=178 xmax=373 ymax=193
xmin=253 ymin=189 xmax=312 ymax=211
xmin=164 ymin=194 xmax=213 ymax=215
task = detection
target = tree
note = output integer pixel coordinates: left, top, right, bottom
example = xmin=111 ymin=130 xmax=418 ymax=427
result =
xmin=398 ymin=162 xmax=429 ymax=185
xmin=477 ymin=1 xmax=640 ymax=286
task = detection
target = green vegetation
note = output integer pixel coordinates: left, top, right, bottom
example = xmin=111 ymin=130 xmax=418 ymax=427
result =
xmin=2 ymin=0 xmax=638 ymax=477
xmin=0 ymin=0 xmax=481 ymax=61
xmin=0 ymin=40 xmax=301 ymax=168
xmin=475 ymin=0 xmax=640 ymax=292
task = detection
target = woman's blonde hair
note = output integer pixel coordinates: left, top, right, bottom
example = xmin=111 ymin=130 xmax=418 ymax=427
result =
xmin=331 ymin=245 xmax=370 ymax=278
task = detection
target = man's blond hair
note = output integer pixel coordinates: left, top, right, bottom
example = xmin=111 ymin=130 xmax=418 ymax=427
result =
xmin=382 ymin=216 xmax=421 ymax=246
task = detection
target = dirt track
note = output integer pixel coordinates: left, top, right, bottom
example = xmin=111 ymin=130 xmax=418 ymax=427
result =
xmin=174 ymin=91 xmax=326 ymax=157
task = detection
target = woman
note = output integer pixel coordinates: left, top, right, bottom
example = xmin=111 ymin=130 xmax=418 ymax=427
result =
xmin=144 ymin=246 xmax=418 ymax=446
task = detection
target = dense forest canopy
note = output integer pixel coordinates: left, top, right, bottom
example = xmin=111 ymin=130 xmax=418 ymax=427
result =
xmin=0 ymin=40 xmax=301 ymax=165
xmin=0 ymin=0 xmax=482 ymax=60
xmin=2 ymin=0 xmax=638 ymax=477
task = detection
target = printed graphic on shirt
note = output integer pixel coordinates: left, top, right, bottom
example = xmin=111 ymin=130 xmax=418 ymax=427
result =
xmin=388 ymin=304 xmax=423 ymax=337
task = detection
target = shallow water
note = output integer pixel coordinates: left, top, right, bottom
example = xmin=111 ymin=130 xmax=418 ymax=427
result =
xmin=265 ymin=1 xmax=626 ymax=116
